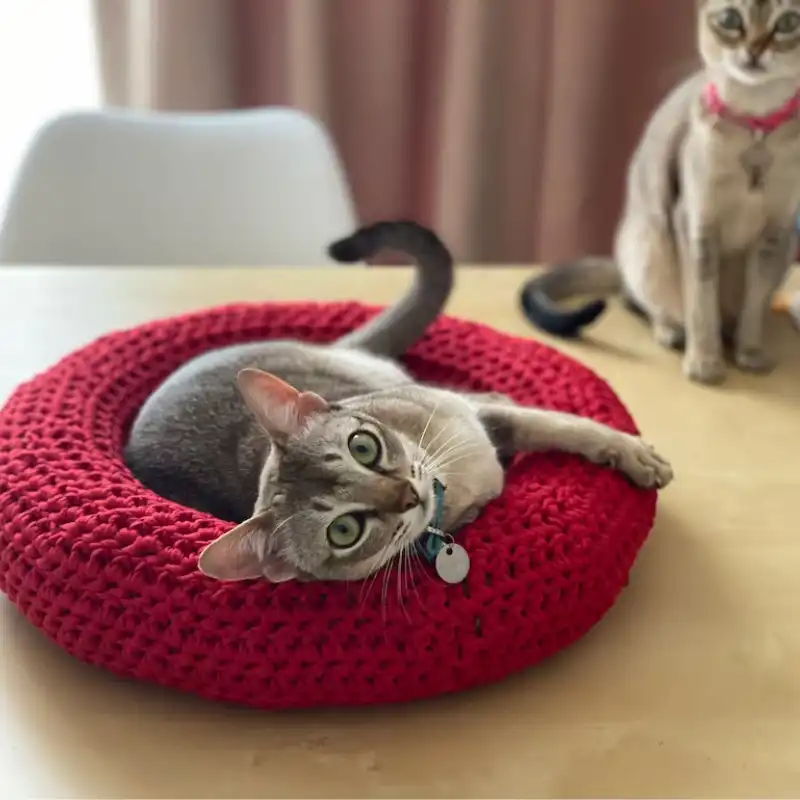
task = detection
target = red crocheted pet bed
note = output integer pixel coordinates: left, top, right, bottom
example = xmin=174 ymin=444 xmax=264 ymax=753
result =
xmin=0 ymin=302 xmax=656 ymax=709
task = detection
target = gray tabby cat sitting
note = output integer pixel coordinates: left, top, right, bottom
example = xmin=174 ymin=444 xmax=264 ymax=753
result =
xmin=125 ymin=221 xmax=673 ymax=585
xmin=522 ymin=0 xmax=800 ymax=385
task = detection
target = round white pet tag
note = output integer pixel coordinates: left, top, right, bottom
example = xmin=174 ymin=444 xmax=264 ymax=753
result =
xmin=435 ymin=542 xmax=470 ymax=584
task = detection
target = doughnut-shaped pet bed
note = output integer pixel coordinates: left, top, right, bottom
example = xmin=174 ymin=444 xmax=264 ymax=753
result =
xmin=0 ymin=302 xmax=657 ymax=709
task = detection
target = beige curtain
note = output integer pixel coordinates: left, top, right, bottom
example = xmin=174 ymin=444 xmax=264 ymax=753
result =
xmin=92 ymin=0 xmax=695 ymax=264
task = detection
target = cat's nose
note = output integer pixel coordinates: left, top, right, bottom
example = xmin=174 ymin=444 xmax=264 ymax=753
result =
xmin=400 ymin=481 xmax=420 ymax=511
xmin=744 ymin=39 xmax=768 ymax=69
xmin=745 ymin=51 xmax=765 ymax=70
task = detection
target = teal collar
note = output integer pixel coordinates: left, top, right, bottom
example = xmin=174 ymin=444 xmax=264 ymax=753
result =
xmin=416 ymin=478 xmax=450 ymax=562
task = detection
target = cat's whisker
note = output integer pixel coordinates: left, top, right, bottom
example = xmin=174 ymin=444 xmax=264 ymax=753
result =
xmin=431 ymin=434 xmax=483 ymax=465
xmin=419 ymin=416 xmax=453 ymax=460
xmin=424 ymin=428 xmax=466 ymax=467
xmin=396 ymin=546 xmax=411 ymax=624
xmin=425 ymin=441 xmax=485 ymax=475
xmin=424 ymin=434 xmax=479 ymax=472
xmin=405 ymin=542 xmax=434 ymax=613
xmin=435 ymin=449 xmax=486 ymax=472
xmin=411 ymin=546 xmax=433 ymax=588
xmin=431 ymin=437 xmax=488 ymax=466
xmin=358 ymin=535 xmax=396 ymax=609
xmin=420 ymin=436 xmax=462 ymax=476
xmin=271 ymin=512 xmax=299 ymax=536
xmin=389 ymin=542 xmax=413 ymax=622
xmin=358 ymin=566 xmax=381 ymax=609
xmin=434 ymin=453 xmax=486 ymax=475
xmin=404 ymin=543 xmax=426 ymax=614
xmin=380 ymin=556 xmax=398 ymax=627
xmin=404 ymin=542 xmax=415 ymax=587
xmin=415 ymin=402 xmax=441 ymax=463
xmin=420 ymin=447 xmax=456 ymax=476
xmin=427 ymin=469 xmax=473 ymax=477
xmin=357 ymin=572 xmax=376 ymax=609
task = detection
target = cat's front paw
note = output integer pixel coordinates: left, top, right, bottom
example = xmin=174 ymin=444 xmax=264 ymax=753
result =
xmin=612 ymin=437 xmax=674 ymax=490
xmin=683 ymin=352 xmax=726 ymax=385
xmin=652 ymin=321 xmax=685 ymax=352
xmin=734 ymin=347 xmax=775 ymax=374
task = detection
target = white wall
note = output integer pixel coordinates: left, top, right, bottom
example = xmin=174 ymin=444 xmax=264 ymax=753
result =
xmin=0 ymin=0 xmax=99 ymax=216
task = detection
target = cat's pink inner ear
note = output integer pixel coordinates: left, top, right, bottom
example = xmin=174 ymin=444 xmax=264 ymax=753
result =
xmin=198 ymin=514 xmax=301 ymax=584
xmin=236 ymin=369 xmax=328 ymax=439
xmin=296 ymin=390 xmax=328 ymax=418
xmin=261 ymin=552 xmax=300 ymax=583
xmin=197 ymin=517 xmax=266 ymax=582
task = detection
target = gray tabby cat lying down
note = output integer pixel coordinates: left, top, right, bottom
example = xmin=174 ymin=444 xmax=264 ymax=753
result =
xmin=125 ymin=221 xmax=673 ymax=584
xmin=522 ymin=0 xmax=800 ymax=385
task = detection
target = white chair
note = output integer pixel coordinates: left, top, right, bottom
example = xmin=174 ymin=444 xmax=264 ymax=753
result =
xmin=0 ymin=107 xmax=357 ymax=266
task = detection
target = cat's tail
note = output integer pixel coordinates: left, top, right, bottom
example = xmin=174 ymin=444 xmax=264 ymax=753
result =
xmin=329 ymin=220 xmax=454 ymax=357
xmin=519 ymin=257 xmax=621 ymax=338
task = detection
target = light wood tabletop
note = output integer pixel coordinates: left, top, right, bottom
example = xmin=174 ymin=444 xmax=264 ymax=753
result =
xmin=1 ymin=264 xmax=800 ymax=799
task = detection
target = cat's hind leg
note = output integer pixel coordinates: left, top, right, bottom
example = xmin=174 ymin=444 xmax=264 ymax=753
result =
xmin=617 ymin=215 xmax=686 ymax=354
xmin=622 ymin=292 xmax=686 ymax=351
xmin=652 ymin=316 xmax=686 ymax=351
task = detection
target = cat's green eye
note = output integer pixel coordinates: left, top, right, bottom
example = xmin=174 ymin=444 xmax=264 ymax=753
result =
xmin=326 ymin=513 xmax=365 ymax=549
xmin=716 ymin=8 xmax=744 ymax=32
xmin=348 ymin=430 xmax=382 ymax=467
xmin=774 ymin=11 xmax=800 ymax=35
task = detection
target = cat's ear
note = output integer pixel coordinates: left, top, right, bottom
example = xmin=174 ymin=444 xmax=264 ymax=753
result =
xmin=197 ymin=514 xmax=300 ymax=583
xmin=236 ymin=368 xmax=328 ymax=442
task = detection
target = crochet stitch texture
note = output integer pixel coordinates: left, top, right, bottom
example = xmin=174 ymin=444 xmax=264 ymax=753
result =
xmin=0 ymin=302 xmax=656 ymax=709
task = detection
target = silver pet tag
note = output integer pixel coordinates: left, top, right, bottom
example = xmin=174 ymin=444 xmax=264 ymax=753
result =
xmin=435 ymin=542 xmax=470 ymax=584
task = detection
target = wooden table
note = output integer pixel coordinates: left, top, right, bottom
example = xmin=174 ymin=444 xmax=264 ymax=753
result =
xmin=2 ymin=265 xmax=800 ymax=799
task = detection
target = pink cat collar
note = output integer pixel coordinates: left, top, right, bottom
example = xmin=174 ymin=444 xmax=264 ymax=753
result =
xmin=703 ymin=82 xmax=800 ymax=133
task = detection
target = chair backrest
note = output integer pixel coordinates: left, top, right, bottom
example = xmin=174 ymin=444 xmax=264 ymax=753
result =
xmin=0 ymin=107 xmax=357 ymax=266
